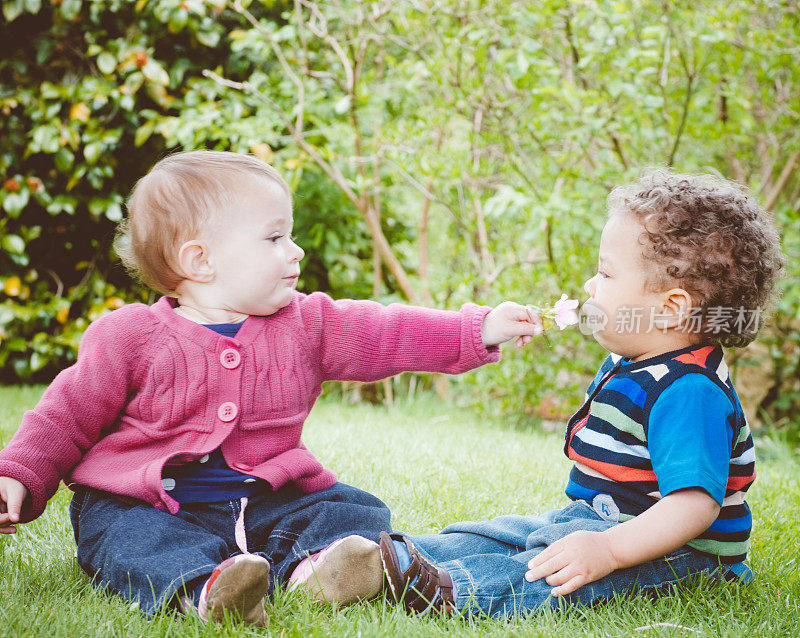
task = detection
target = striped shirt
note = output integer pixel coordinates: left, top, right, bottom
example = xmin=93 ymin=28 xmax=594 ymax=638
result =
xmin=564 ymin=344 xmax=755 ymax=563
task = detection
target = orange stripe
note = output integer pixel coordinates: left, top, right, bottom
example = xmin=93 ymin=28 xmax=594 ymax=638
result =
xmin=568 ymin=448 xmax=658 ymax=482
xmin=674 ymin=345 xmax=714 ymax=368
xmin=727 ymin=474 xmax=755 ymax=490
xmin=571 ymin=413 xmax=589 ymax=435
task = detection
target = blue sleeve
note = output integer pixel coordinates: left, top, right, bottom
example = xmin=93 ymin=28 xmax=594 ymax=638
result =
xmin=648 ymin=374 xmax=733 ymax=506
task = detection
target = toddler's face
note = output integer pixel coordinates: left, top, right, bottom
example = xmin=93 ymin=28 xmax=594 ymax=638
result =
xmin=582 ymin=212 xmax=665 ymax=359
xmin=205 ymin=179 xmax=304 ymax=316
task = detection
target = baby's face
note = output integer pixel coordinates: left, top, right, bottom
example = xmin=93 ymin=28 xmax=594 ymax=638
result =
xmin=204 ymin=179 xmax=304 ymax=316
xmin=582 ymin=213 xmax=666 ymax=359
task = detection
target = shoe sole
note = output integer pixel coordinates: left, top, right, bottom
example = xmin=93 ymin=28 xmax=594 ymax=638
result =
xmin=378 ymin=531 xmax=404 ymax=603
xmin=303 ymin=536 xmax=383 ymax=605
xmin=206 ymin=555 xmax=270 ymax=625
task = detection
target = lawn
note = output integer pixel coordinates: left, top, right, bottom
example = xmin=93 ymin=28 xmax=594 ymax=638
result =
xmin=0 ymin=385 xmax=797 ymax=637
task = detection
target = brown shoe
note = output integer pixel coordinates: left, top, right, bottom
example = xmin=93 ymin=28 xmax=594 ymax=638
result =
xmin=378 ymin=532 xmax=455 ymax=616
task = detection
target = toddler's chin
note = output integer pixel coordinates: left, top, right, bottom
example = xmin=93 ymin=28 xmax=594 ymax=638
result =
xmin=591 ymin=331 xmax=613 ymax=352
xmin=591 ymin=330 xmax=630 ymax=358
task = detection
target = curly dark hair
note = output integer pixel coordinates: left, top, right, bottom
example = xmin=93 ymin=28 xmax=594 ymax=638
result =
xmin=607 ymin=168 xmax=785 ymax=348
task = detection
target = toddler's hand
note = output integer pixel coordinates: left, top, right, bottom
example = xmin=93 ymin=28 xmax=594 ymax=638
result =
xmin=481 ymin=301 xmax=544 ymax=348
xmin=0 ymin=476 xmax=28 ymax=534
xmin=524 ymin=530 xmax=619 ymax=596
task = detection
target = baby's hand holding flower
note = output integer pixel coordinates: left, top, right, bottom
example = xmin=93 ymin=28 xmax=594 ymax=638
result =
xmin=481 ymin=301 xmax=544 ymax=348
xmin=482 ymin=295 xmax=579 ymax=348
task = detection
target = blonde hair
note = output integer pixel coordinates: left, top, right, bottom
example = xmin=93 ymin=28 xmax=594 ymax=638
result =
xmin=114 ymin=150 xmax=291 ymax=293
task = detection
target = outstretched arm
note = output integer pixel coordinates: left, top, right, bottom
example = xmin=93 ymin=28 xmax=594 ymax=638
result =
xmin=297 ymin=293 xmax=542 ymax=382
xmin=525 ymin=488 xmax=720 ymax=596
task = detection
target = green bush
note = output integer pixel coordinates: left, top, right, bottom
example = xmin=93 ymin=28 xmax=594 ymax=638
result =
xmin=1 ymin=0 xmax=798 ymax=440
xmin=0 ymin=0 xmax=387 ymax=380
xmin=0 ymin=0 xmax=237 ymax=378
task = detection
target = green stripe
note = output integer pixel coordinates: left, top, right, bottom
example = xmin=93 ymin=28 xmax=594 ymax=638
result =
xmin=619 ymin=514 xmax=747 ymax=559
xmin=735 ymin=423 xmax=751 ymax=445
xmin=687 ymin=537 xmax=749 ymax=557
xmin=590 ymin=401 xmax=646 ymax=440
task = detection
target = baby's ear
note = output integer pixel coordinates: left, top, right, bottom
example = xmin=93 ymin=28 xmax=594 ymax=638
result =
xmin=177 ymin=239 xmax=214 ymax=283
xmin=657 ymin=288 xmax=694 ymax=329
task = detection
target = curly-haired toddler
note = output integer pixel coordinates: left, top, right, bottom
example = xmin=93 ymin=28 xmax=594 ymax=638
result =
xmin=380 ymin=168 xmax=784 ymax=617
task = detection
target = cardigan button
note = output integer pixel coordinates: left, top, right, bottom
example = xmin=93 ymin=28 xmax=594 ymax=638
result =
xmin=217 ymin=402 xmax=238 ymax=422
xmin=220 ymin=348 xmax=241 ymax=369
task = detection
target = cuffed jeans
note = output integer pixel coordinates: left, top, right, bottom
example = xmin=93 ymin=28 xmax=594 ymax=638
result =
xmin=69 ymin=482 xmax=391 ymax=614
xmin=408 ymin=501 xmax=733 ymax=618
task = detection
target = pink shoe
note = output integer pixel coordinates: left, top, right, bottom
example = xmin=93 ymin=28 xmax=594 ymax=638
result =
xmin=288 ymin=535 xmax=383 ymax=605
xmin=197 ymin=554 xmax=270 ymax=625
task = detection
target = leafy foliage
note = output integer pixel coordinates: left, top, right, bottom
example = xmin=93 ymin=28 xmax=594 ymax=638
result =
xmin=0 ymin=0 xmax=378 ymax=379
xmin=1 ymin=0 xmax=798 ymax=435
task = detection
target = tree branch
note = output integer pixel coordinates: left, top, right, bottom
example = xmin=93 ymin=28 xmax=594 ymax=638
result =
xmin=484 ymin=257 xmax=548 ymax=288
xmin=210 ymin=6 xmax=422 ymax=303
xmin=764 ymin=148 xmax=800 ymax=211
xmin=202 ymin=70 xmax=362 ymax=208
xmin=231 ymin=0 xmax=306 ymax=133
xmin=668 ymin=72 xmax=694 ymax=165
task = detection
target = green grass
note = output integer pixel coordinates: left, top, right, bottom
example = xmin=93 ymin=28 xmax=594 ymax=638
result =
xmin=1 ymin=386 xmax=798 ymax=637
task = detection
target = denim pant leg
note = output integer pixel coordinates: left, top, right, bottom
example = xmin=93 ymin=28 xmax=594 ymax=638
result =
xmin=412 ymin=501 xmax=725 ymax=618
xmin=70 ymin=488 xmax=237 ymax=615
xmin=243 ymin=482 xmax=392 ymax=586
xmin=410 ymin=509 xmax=562 ymax=617
xmin=412 ymin=510 xmax=560 ymax=561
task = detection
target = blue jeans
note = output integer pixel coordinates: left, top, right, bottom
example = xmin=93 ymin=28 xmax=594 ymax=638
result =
xmin=69 ymin=482 xmax=391 ymax=615
xmin=407 ymin=501 xmax=731 ymax=618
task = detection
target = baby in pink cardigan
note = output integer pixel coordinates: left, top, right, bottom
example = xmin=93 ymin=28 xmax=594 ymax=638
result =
xmin=0 ymin=150 xmax=542 ymax=625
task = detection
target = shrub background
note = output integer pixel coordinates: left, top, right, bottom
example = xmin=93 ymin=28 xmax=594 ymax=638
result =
xmin=1 ymin=0 xmax=798 ymax=439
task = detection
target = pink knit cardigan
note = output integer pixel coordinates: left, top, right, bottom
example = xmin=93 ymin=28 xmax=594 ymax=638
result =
xmin=0 ymin=293 xmax=499 ymax=522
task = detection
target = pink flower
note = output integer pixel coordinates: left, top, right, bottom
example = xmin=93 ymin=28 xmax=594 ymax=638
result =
xmin=526 ymin=294 xmax=580 ymax=333
xmin=553 ymin=294 xmax=579 ymax=330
